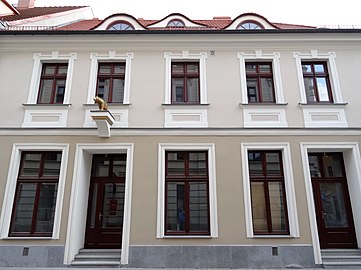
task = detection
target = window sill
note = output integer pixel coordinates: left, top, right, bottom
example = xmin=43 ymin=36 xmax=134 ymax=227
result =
xmin=161 ymin=235 xmax=213 ymax=239
xmin=249 ymin=235 xmax=297 ymax=239
xmin=299 ymin=102 xmax=348 ymax=107
xmin=162 ymin=103 xmax=210 ymax=108
xmin=240 ymin=103 xmax=288 ymax=107
xmin=2 ymin=236 xmax=54 ymax=240
xmin=23 ymin=103 xmax=71 ymax=107
xmin=83 ymin=103 xmax=132 ymax=107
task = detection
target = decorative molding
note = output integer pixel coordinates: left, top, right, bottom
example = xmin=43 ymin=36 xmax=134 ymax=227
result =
xmin=164 ymin=51 xmax=208 ymax=104
xmin=157 ymin=143 xmax=218 ymax=238
xmin=84 ymin=106 xmax=129 ymax=128
xmin=237 ymin=51 xmax=284 ymax=104
xmin=302 ymin=106 xmax=348 ymax=128
xmin=22 ymin=106 xmax=70 ymax=127
xmin=241 ymin=143 xmax=299 ymax=239
xmin=299 ymin=142 xmax=361 ymax=265
xmin=64 ymin=143 xmax=134 ymax=265
xmin=90 ymin=110 xmax=115 ymax=137
xmin=164 ymin=107 xmax=208 ymax=128
xmin=0 ymin=143 xmax=69 ymax=240
xmin=242 ymin=108 xmax=287 ymax=128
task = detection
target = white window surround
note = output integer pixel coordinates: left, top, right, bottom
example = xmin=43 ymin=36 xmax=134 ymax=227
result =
xmin=301 ymin=105 xmax=348 ymax=128
xmin=22 ymin=104 xmax=70 ymax=128
xmin=149 ymin=15 xmax=205 ymax=28
xmin=26 ymin=52 xmax=76 ymax=105
xmin=293 ymin=50 xmax=344 ymax=104
xmin=93 ymin=15 xmax=146 ymax=30
xmin=86 ymin=51 xmax=133 ymax=105
xmin=241 ymin=143 xmax=299 ymax=238
xmin=163 ymin=106 xmax=208 ymax=128
xmin=242 ymin=106 xmax=288 ymax=128
xmin=238 ymin=50 xmax=285 ymax=104
xmin=164 ymin=51 xmax=208 ymax=104
xmin=156 ymin=143 xmax=218 ymax=238
xmin=300 ymin=142 xmax=361 ymax=264
xmin=0 ymin=143 xmax=69 ymax=240
xmin=64 ymin=143 xmax=134 ymax=265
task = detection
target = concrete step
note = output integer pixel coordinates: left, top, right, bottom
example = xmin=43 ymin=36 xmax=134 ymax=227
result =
xmin=71 ymin=249 xmax=121 ymax=268
xmin=323 ymin=261 xmax=361 ymax=269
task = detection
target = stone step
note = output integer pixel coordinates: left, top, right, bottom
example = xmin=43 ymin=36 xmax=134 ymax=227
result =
xmin=71 ymin=249 xmax=121 ymax=268
xmin=323 ymin=261 xmax=361 ymax=269
xmin=71 ymin=260 xmax=120 ymax=268
xmin=322 ymin=255 xmax=361 ymax=262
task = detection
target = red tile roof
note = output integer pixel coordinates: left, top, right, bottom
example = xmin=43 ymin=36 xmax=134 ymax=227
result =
xmin=57 ymin=18 xmax=101 ymax=30
xmin=0 ymin=6 xmax=87 ymax=22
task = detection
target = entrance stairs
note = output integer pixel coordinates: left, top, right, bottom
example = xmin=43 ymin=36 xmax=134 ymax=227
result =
xmin=322 ymin=249 xmax=361 ymax=269
xmin=71 ymin=249 xmax=121 ymax=268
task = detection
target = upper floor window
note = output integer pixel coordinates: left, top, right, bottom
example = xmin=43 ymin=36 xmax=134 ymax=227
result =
xmin=9 ymin=151 xmax=62 ymax=237
xmin=167 ymin=19 xmax=185 ymax=27
xmin=37 ymin=63 xmax=68 ymax=104
xmin=246 ymin=62 xmax=275 ymax=103
xmin=107 ymin=22 xmax=134 ymax=30
xmin=165 ymin=151 xmax=210 ymax=235
xmin=302 ymin=61 xmax=333 ymax=103
xmin=238 ymin=21 xmax=263 ymax=30
xmin=96 ymin=63 xmax=126 ymax=103
xmin=171 ymin=62 xmax=200 ymax=104
xmin=248 ymin=150 xmax=289 ymax=235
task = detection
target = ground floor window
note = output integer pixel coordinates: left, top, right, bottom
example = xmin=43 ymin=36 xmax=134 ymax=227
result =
xmin=248 ymin=150 xmax=289 ymax=235
xmin=9 ymin=151 xmax=62 ymax=237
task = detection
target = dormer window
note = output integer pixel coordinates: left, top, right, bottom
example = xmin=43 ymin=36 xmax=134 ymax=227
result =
xmin=107 ymin=21 xmax=134 ymax=30
xmin=167 ymin=19 xmax=185 ymax=27
xmin=238 ymin=21 xmax=263 ymax=30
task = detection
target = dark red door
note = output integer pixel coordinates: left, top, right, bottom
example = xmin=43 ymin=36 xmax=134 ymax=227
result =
xmin=308 ymin=153 xmax=357 ymax=249
xmin=85 ymin=154 xmax=126 ymax=249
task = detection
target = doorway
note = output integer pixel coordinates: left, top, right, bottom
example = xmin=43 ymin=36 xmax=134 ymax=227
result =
xmin=308 ymin=152 xmax=357 ymax=249
xmin=84 ymin=154 xmax=126 ymax=249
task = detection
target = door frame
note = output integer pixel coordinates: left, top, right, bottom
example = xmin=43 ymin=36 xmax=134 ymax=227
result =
xmin=300 ymin=142 xmax=361 ymax=264
xmin=64 ymin=143 xmax=134 ymax=265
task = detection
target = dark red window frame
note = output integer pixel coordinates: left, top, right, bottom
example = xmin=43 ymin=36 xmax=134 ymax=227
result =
xmin=37 ymin=63 xmax=68 ymax=104
xmin=246 ymin=62 xmax=276 ymax=103
xmin=171 ymin=62 xmax=200 ymax=104
xmin=9 ymin=151 xmax=61 ymax=237
xmin=165 ymin=151 xmax=210 ymax=235
xmin=248 ymin=150 xmax=289 ymax=235
xmin=302 ymin=61 xmax=333 ymax=103
xmin=96 ymin=62 xmax=126 ymax=103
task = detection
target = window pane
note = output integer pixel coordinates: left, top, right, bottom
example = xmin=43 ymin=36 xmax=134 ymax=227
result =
xmin=187 ymin=64 xmax=199 ymax=73
xmin=304 ymin=77 xmax=317 ymax=102
xmin=167 ymin=152 xmax=185 ymax=175
xmin=94 ymin=157 xmax=110 ymax=177
xmin=114 ymin=64 xmax=125 ymax=74
xmin=187 ymin=78 xmax=199 ymax=102
xmin=166 ymin=182 xmax=185 ymax=232
xmin=246 ymin=64 xmax=256 ymax=73
xmin=112 ymin=79 xmax=125 ymax=103
xmin=12 ymin=183 xmax=36 ymax=232
xmin=251 ymin=182 xmax=268 ymax=232
xmin=112 ymin=155 xmax=126 ymax=177
xmin=172 ymin=64 xmax=184 ymax=73
xmin=43 ymin=152 xmax=61 ymax=176
xmin=35 ymin=183 xmax=58 ymax=233
xmin=260 ymin=78 xmax=274 ymax=102
xmin=320 ymin=182 xmax=348 ymax=228
xmin=102 ymin=183 xmax=125 ymax=228
xmin=247 ymin=79 xmax=259 ymax=102
xmin=54 ymin=80 xmax=65 ymax=103
xmin=302 ymin=64 xmax=312 ymax=73
xmin=171 ymin=78 xmax=184 ymax=102
xmin=43 ymin=65 xmax=55 ymax=75
xmin=189 ymin=182 xmax=209 ymax=232
xmin=38 ymin=80 xmax=53 ymax=103
xmin=99 ymin=65 xmax=111 ymax=74
xmin=314 ymin=64 xmax=325 ymax=73
xmin=323 ymin=154 xmax=343 ymax=178
xmin=57 ymin=65 xmax=68 ymax=75
xmin=259 ymin=64 xmax=271 ymax=73
xmin=266 ymin=152 xmax=281 ymax=175
xmin=269 ymin=182 xmax=287 ymax=231
xmin=248 ymin=152 xmax=262 ymax=175
xmin=20 ymin=153 xmax=41 ymax=176
xmin=316 ymin=77 xmax=331 ymax=102
xmin=97 ymin=78 xmax=110 ymax=101
xmin=189 ymin=152 xmax=207 ymax=175
xmin=308 ymin=155 xmax=321 ymax=177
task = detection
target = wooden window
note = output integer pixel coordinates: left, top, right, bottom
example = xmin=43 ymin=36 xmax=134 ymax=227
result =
xmin=171 ymin=62 xmax=200 ymax=104
xmin=9 ymin=151 xmax=62 ymax=237
xmin=96 ymin=63 xmax=126 ymax=103
xmin=165 ymin=151 xmax=210 ymax=235
xmin=248 ymin=150 xmax=289 ymax=234
xmin=37 ymin=63 xmax=68 ymax=104
xmin=246 ymin=62 xmax=275 ymax=103
xmin=302 ymin=61 xmax=333 ymax=103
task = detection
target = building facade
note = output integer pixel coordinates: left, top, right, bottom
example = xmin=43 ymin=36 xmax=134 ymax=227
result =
xmin=1 ymin=3 xmax=361 ymax=269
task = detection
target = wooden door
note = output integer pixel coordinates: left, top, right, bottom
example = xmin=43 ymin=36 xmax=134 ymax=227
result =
xmin=308 ymin=153 xmax=357 ymax=249
xmin=85 ymin=154 xmax=126 ymax=249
